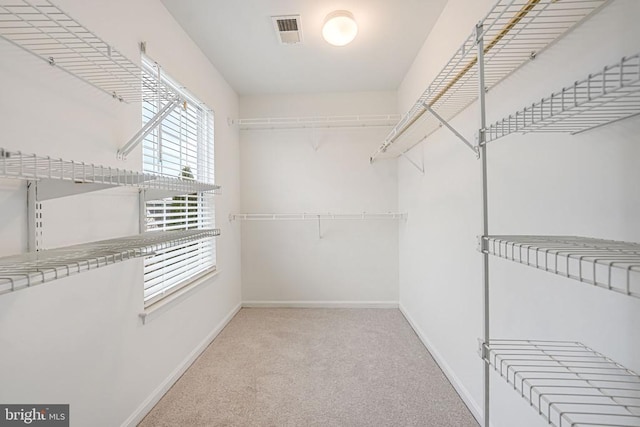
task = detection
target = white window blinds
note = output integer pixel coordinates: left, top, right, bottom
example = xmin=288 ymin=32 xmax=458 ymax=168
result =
xmin=141 ymin=56 xmax=216 ymax=306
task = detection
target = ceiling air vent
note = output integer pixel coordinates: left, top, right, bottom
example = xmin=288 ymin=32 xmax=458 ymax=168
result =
xmin=272 ymin=15 xmax=303 ymax=45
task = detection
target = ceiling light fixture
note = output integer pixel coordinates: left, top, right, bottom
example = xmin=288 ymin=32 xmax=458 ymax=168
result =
xmin=322 ymin=10 xmax=358 ymax=47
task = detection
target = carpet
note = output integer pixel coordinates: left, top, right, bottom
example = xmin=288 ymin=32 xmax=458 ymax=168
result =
xmin=139 ymin=308 xmax=479 ymax=427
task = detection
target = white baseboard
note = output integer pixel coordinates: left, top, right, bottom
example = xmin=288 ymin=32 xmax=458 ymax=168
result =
xmin=122 ymin=302 xmax=242 ymax=427
xmin=399 ymin=303 xmax=484 ymax=426
xmin=242 ymin=300 xmax=399 ymax=309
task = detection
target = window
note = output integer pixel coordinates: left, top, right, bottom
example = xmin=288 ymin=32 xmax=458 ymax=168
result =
xmin=141 ymin=56 xmax=216 ymax=307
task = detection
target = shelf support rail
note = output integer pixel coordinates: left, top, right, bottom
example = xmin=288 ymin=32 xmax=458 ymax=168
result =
xmin=476 ymin=20 xmax=491 ymax=427
xmin=117 ymin=97 xmax=183 ymax=159
xmin=423 ymin=103 xmax=478 ymax=156
xmin=26 ymin=181 xmax=43 ymax=252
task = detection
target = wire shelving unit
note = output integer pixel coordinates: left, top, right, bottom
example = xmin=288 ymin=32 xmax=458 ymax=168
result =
xmin=482 ymin=235 xmax=640 ymax=298
xmin=0 ymin=0 xmax=175 ymax=103
xmin=481 ymin=340 xmax=640 ymax=427
xmin=237 ymin=115 xmax=401 ymax=131
xmin=371 ymin=0 xmax=610 ymax=161
xmin=229 ymin=212 xmax=407 ymax=221
xmin=0 ymin=147 xmax=219 ymax=200
xmin=0 ymin=229 xmax=220 ymax=294
xmin=230 ymin=212 xmax=406 ymax=239
xmin=0 ymin=2 xmax=220 ymax=294
xmin=373 ymin=1 xmax=640 ymax=426
xmin=487 ymin=53 xmax=640 ymax=141
xmin=0 ymin=0 xmax=191 ymax=158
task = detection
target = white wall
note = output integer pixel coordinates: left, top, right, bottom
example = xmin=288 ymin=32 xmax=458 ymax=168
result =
xmin=0 ymin=0 xmax=241 ymax=425
xmin=397 ymin=0 xmax=640 ymax=426
xmin=239 ymin=92 xmax=399 ymax=305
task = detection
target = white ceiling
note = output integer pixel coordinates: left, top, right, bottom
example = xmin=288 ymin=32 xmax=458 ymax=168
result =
xmin=160 ymin=0 xmax=448 ymax=95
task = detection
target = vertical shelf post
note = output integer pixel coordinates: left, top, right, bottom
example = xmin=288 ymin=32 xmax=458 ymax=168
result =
xmin=476 ymin=21 xmax=490 ymax=427
xmin=26 ymin=181 xmax=42 ymax=252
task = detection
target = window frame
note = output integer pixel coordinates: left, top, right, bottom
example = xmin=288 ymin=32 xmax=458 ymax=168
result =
xmin=140 ymin=55 xmax=216 ymax=308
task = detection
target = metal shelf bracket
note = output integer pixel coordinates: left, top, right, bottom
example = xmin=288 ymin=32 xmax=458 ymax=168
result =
xmin=477 ymin=339 xmax=488 ymax=359
xmin=477 ymin=234 xmax=488 ymax=253
xmin=138 ymin=189 xmax=147 ymax=234
xmin=26 ymin=181 xmax=43 ymax=252
xmin=399 ymin=151 xmax=425 ymax=175
xmin=310 ymin=127 xmax=322 ymax=152
xmin=35 ymin=179 xmax=116 ymax=201
xmin=423 ymin=103 xmax=477 ymax=155
xmin=118 ymin=97 xmax=182 ymax=159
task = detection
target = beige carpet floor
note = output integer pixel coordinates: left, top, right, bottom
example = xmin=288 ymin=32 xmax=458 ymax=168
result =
xmin=139 ymin=308 xmax=479 ymax=427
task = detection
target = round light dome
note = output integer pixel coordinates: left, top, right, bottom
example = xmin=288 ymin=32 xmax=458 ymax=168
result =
xmin=322 ymin=11 xmax=358 ymax=47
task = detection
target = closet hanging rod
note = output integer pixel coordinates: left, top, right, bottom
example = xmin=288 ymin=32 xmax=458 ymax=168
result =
xmin=395 ymin=0 xmax=541 ymax=145
xmin=237 ymin=114 xmax=401 ymax=130
xmin=229 ymin=212 xmax=408 ymax=221
xmin=371 ymin=0 xmax=610 ymax=162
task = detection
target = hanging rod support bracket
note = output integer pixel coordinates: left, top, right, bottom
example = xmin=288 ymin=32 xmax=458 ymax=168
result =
xmin=310 ymin=127 xmax=321 ymax=152
xmin=423 ymin=103 xmax=477 ymax=155
xmin=399 ymin=151 xmax=425 ymax=175
xmin=118 ymin=97 xmax=182 ymax=159
xmin=477 ymin=339 xmax=489 ymax=360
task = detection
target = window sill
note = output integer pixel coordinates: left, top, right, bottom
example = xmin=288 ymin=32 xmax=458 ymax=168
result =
xmin=139 ymin=268 xmax=221 ymax=325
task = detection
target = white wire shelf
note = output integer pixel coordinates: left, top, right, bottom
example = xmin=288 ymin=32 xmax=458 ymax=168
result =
xmin=0 ymin=0 xmax=175 ymax=103
xmin=487 ymin=53 xmax=640 ymax=141
xmin=237 ymin=115 xmax=401 ymax=130
xmin=481 ymin=339 xmax=640 ymax=427
xmin=481 ymin=235 xmax=640 ymax=299
xmin=371 ymin=0 xmax=610 ymax=161
xmin=0 ymin=147 xmax=219 ymax=200
xmin=229 ymin=212 xmax=408 ymax=221
xmin=0 ymin=228 xmax=220 ymax=294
